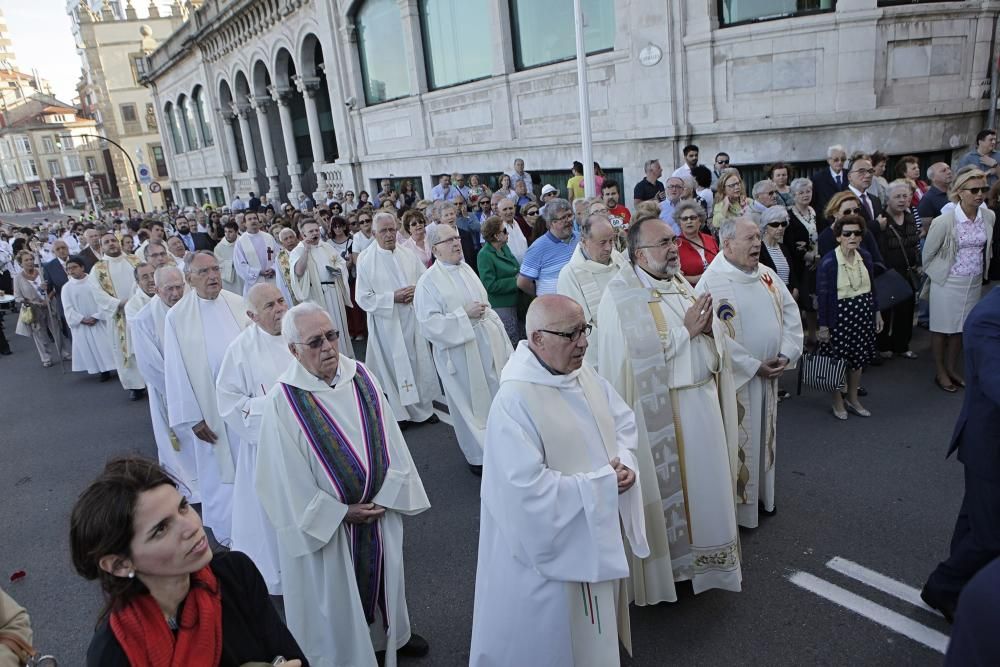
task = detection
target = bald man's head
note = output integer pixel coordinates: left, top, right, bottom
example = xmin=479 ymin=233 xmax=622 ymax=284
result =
xmin=246 ymin=283 xmax=288 ymax=336
xmin=526 ymin=295 xmax=589 ymax=374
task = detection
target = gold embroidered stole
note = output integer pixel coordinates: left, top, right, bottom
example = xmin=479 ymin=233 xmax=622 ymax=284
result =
xmin=94 ymin=256 xmax=140 ymax=364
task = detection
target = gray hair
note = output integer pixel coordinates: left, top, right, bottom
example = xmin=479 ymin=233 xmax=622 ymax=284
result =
xmin=718 ymin=216 xmax=755 ymax=243
xmin=438 ymin=201 xmax=456 ymax=214
xmin=543 ymin=198 xmax=572 ymax=224
xmin=827 ymin=144 xmax=846 ymax=158
xmin=153 ymin=265 xmax=183 ymax=287
xmin=759 ymin=206 xmax=789 ymax=234
xmin=372 ymin=210 xmax=397 ymax=231
xmin=680 ymin=175 xmax=696 ymax=192
xmin=281 ymin=301 xmax=331 ymax=347
xmin=789 ymin=177 xmax=812 ymax=196
xmin=644 ymin=159 xmax=660 ymax=173
xmin=887 ymin=180 xmax=913 ymax=198
xmin=132 ymin=261 xmax=152 ymax=281
xmin=752 ymin=179 xmax=776 ymax=198
xmin=182 ymin=250 xmax=216 ymax=276
xmin=425 ymin=223 xmax=456 ymax=247
xmin=672 ymin=200 xmax=705 ymax=225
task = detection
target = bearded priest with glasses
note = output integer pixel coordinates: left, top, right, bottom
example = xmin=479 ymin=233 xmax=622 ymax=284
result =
xmin=256 ymin=302 xmax=431 ymax=667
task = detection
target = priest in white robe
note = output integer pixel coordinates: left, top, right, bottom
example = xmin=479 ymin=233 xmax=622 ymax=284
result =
xmin=88 ymin=232 xmax=146 ymax=399
xmin=233 ymin=211 xmax=278 ymax=297
xmin=215 ymin=221 xmax=244 ymax=295
xmin=216 ymin=283 xmax=291 ymax=595
xmin=471 ymin=295 xmax=648 ymax=667
xmin=125 ymin=262 xmax=155 ymax=322
xmin=697 ymin=217 xmax=803 ymax=528
xmin=414 ymin=224 xmax=512 ymax=474
xmin=275 ymin=227 xmax=300 ymax=308
xmin=597 ymin=216 xmax=743 ymax=603
xmin=163 ymin=251 xmax=250 ymax=544
xmin=256 ymin=303 xmax=431 ymax=667
xmin=60 ymin=255 xmax=116 ymax=376
xmin=131 ymin=266 xmax=199 ymax=501
xmin=290 ymin=219 xmax=354 ymax=358
xmin=557 ymin=214 xmax=627 ymax=371
xmin=356 ymin=211 xmax=441 ymax=426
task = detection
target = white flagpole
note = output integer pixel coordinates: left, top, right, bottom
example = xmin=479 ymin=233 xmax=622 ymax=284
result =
xmin=573 ymin=0 xmax=595 ymax=199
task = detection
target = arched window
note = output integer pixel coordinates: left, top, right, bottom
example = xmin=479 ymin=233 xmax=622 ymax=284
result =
xmin=419 ymin=0 xmax=491 ymax=89
xmin=177 ymin=95 xmax=199 ymax=151
xmin=192 ymin=86 xmax=214 ymax=147
xmin=356 ymin=0 xmax=411 ymax=104
xmin=509 ymin=0 xmax=615 ymax=70
xmin=164 ymin=102 xmax=184 ymax=154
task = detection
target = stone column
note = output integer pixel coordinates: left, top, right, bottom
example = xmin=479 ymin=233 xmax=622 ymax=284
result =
xmin=268 ymin=85 xmax=303 ymax=205
xmin=219 ymin=108 xmax=242 ymax=175
xmin=293 ymin=75 xmax=327 ymax=202
xmin=248 ymin=94 xmax=281 ymax=203
xmin=232 ymin=103 xmax=259 ymax=177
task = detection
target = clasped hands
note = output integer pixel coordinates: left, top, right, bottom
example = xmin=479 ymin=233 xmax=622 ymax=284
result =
xmin=346 ymin=502 xmax=385 ymax=524
xmin=683 ymin=293 xmax=714 ymax=338
xmin=756 ymin=356 xmax=789 ymax=380
xmin=393 ymin=286 xmax=415 ymax=304
xmin=610 ymin=457 xmax=635 ymax=494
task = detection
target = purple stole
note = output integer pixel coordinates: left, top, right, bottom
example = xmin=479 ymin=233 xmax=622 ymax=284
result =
xmin=281 ymin=363 xmax=391 ymax=626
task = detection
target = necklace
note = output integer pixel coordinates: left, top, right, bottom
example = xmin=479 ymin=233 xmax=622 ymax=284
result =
xmin=842 ymin=252 xmax=864 ymax=290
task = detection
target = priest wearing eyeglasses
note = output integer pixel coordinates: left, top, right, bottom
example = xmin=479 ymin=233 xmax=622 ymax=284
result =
xmin=596 ymin=216 xmax=743 ymax=605
xmin=256 ymin=302 xmax=431 ymax=667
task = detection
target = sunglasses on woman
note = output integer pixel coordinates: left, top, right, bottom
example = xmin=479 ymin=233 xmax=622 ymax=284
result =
xmin=840 ymin=230 xmax=863 ymax=237
xmin=767 ymin=221 xmax=788 ymax=228
xmin=963 ymin=186 xmax=990 ymax=195
xmin=841 ymin=207 xmax=862 ymax=216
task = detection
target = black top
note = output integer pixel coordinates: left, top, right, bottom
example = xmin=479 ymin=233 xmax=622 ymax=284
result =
xmin=633 ymin=178 xmax=665 ymax=203
xmin=87 ymin=551 xmax=308 ymax=667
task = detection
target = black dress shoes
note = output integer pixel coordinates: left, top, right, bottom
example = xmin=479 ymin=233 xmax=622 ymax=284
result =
xmin=100 ymin=371 xmax=112 ymax=382
xmin=421 ymin=414 xmax=440 ymax=426
xmin=920 ymin=586 xmax=956 ymax=624
xmin=468 ymin=464 xmax=483 ymax=477
xmin=129 ymin=388 xmax=146 ymax=401
xmin=398 ymin=633 xmax=429 ymax=658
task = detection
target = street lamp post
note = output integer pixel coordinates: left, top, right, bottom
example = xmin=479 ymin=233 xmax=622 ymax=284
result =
xmin=51 ymin=177 xmax=64 ymax=213
xmin=573 ymin=0 xmax=595 ymax=199
xmin=57 ymin=133 xmax=146 ymax=213
xmin=84 ymin=171 xmax=100 ymax=218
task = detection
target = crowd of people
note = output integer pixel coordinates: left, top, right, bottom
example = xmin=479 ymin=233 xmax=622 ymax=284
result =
xmin=0 ymin=134 xmax=999 ymax=665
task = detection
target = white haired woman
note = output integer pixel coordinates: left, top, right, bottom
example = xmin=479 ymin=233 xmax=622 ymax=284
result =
xmin=758 ymin=206 xmax=798 ymax=294
xmin=875 ymin=180 xmax=922 ymax=360
xmin=923 ymin=167 xmax=995 ymax=392
xmin=786 ymin=177 xmax=819 ymax=345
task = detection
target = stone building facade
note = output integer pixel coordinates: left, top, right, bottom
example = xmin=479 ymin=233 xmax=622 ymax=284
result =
xmin=142 ymin=0 xmax=1000 ymax=208
xmin=75 ymin=2 xmax=183 ymax=212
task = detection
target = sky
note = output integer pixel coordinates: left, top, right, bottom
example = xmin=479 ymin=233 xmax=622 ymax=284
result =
xmin=2 ymin=0 xmax=82 ymax=103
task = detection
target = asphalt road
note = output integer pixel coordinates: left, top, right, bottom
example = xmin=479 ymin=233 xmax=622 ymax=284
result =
xmin=0 ymin=317 xmax=964 ymax=666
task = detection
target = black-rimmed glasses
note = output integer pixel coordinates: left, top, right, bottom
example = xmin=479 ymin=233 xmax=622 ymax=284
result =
xmin=540 ymin=324 xmax=592 ymax=342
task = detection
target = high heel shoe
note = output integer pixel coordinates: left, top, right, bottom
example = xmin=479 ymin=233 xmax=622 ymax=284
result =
xmin=844 ymin=401 xmax=871 ymax=418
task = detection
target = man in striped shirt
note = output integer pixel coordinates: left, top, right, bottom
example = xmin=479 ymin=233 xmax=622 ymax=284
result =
xmin=517 ymin=199 xmax=578 ymax=297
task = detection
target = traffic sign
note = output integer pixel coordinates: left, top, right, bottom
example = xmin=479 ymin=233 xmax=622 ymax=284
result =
xmin=148 ymin=181 xmax=162 ymax=193
xmin=137 ymin=164 xmax=153 ymax=184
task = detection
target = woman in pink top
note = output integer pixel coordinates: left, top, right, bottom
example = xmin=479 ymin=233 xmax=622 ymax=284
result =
xmin=401 ymin=209 xmax=433 ymax=267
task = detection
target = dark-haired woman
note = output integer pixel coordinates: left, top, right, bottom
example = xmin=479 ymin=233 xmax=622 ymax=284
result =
xmin=71 ymin=456 xmax=307 ymax=667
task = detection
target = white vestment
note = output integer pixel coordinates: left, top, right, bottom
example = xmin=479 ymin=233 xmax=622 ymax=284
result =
xmin=60 ymin=276 xmax=116 ymax=374
xmin=234 ymin=231 xmax=278 ymax=296
xmin=163 ymin=290 xmax=249 ymax=543
xmin=131 ymin=296 xmax=200 ymax=501
xmin=597 ymin=265 xmax=742 ymax=603
xmin=356 ymin=245 xmax=441 ymax=421
xmin=414 ymin=261 xmax=512 ymax=465
xmin=214 ymin=237 xmax=244 ymax=295
xmin=697 ymin=254 xmax=803 ymax=528
xmin=470 ymin=343 xmax=649 ymax=667
xmin=504 ymin=221 xmax=528 ymax=262
xmin=556 ymin=245 xmax=627 ymax=371
xmin=88 ymin=254 xmax=145 ymax=390
xmin=256 ymin=357 xmax=430 ymax=667
xmin=290 ymin=241 xmax=355 ymax=358
xmin=216 ymin=325 xmax=292 ymax=595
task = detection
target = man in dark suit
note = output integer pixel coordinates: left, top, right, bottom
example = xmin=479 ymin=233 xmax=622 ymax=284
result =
xmin=922 ymin=287 xmax=1000 ymax=622
xmin=43 ymin=238 xmax=72 ymax=338
xmin=810 ymin=144 xmax=849 ymax=224
xmin=174 ymin=215 xmax=215 ymax=251
xmin=77 ymin=227 xmax=101 ymax=271
xmin=845 ymin=156 xmax=884 ymax=245
xmin=248 ymin=191 xmax=261 ymax=212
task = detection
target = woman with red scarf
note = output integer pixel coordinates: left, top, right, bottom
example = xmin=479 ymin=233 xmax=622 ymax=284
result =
xmin=71 ymin=457 xmax=307 ymax=667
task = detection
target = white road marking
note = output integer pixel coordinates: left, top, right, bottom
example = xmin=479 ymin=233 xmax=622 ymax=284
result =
xmin=788 ymin=571 xmax=949 ymax=654
xmin=826 ymin=557 xmax=941 ymax=617
xmin=434 ymin=408 xmax=453 ymax=426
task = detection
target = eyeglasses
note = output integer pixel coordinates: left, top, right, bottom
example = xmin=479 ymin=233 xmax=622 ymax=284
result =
xmin=666 ymin=183 xmax=684 ymax=189
xmin=767 ymin=221 xmax=789 ymax=228
xmin=679 ymin=215 xmax=701 ymax=222
xmin=724 ymin=181 xmax=741 ymax=189
xmin=840 ymin=230 xmax=863 ymax=238
xmin=525 ymin=210 xmax=539 ymax=216
xmin=963 ymin=186 xmax=990 ymax=194
xmin=432 ymin=236 xmax=461 ymax=246
xmin=294 ymin=330 xmax=340 ymax=349
xmin=765 ymin=191 xmax=778 ymax=197
xmin=841 ymin=207 xmax=862 ymax=216
xmin=716 ymin=159 xmax=730 ymax=165
xmin=358 ymin=218 xmax=372 ymax=224
xmin=851 ymin=168 xmax=876 ymax=175
xmin=540 ymin=324 xmax=592 ymax=342
xmin=194 ymin=265 xmax=221 ymax=275
xmin=638 ymin=237 xmax=678 ymax=250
